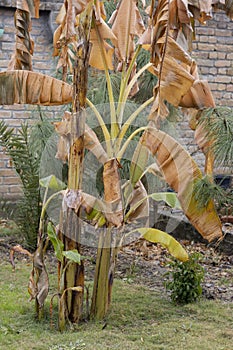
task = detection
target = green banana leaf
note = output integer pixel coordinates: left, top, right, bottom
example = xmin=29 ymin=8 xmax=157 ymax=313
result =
xmin=131 ymin=227 xmax=189 ymax=262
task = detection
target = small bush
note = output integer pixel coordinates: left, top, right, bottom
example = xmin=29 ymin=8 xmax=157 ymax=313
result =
xmin=164 ymin=253 xmax=204 ymax=304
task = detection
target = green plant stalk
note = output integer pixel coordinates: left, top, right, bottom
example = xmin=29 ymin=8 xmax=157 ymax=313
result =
xmin=117 ymin=126 xmax=147 ymax=161
xmin=117 ymin=45 xmax=142 ymax=125
xmin=123 ymin=62 xmax=153 ymax=102
xmin=91 ymin=158 xmax=123 ymax=320
xmin=86 ymin=97 xmax=113 ymax=157
xmin=118 ymin=45 xmax=142 ymax=107
xmin=93 ymin=19 xmax=118 ymax=140
xmin=115 ymin=96 xmax=154 ymax=153
xmin=90 ymin=227 xmax=112 ymax=320
xmin=39 ymin=191 xmax=64 ymax=236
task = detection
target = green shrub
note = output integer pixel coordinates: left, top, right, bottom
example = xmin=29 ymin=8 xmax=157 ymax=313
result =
xmin=164 ymin=253 xmax=204 ymax=304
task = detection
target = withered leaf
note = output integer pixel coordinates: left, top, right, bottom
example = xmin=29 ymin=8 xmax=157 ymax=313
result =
xmin=140 ymin=126 xmax=222 ymax=242
xmin=0 ymin=70 xmax=72 ymax=106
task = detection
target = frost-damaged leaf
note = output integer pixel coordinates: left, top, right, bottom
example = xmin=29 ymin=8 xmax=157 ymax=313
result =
xmin=103 ymin=158 xmax=124 ymax=227
xmin=54 ymin=111 xmax=72 ymax=163
xmin=179 ymin=63 xmax=216 ymax=175
xmin=141 ymin=126 xmax=222 ymax=242
xmin=10 ymin=244 xmax=32 ymax=270
xmin=73 ymin=0 xmax=93 ymax=15
xmin=180 ymin=63 xmax=215 ymax=109
xmin=53 ymin=0 xmax=93 ymax=77
xmin=55 ymin=0 xmax=93 ymax=40
xmin=30 ymin=241 xmax=49 ymax=308
xmin=55 ymin=111 xmax=108 ymax=164
xmin=28 ymin=269 xmax=37 ymax=300
xmin=8 ymin=9 xmax=34 ymax=71
xmin=63 ymin=176 xmax=123 ymax=228
xmin=110 ymin=0 xmax=145 ymax=62
xmin=149 ymin=1 xmax=196 ymax=121
xmin=188 ymin=0 xmax=212 ymax=24
xmin=58 ymin=283 xmax=83 ymax=329
xmin=150 ymin=0 xmax=169 ymax=65
xmin=63 ymin=187 xmax=123 ymax=228
xmin=84 ymin=124 xmax=108 ymax=164
xmin=126 ymin=180 xmax=149 ymax=222
xmin=131 ymin=228 xmax=189 ymax=262
xmin=149 ymin=0 xmax=215 ymax=122
xmin=150 ymin=55 xmax=195 ymax=120
xmin=0 ymin=70 xmax=72 ymax=105
xmin=180 ymin=80 xmax=215 ymax=109
xmin=37 ymin=268 xmax=49 ymax=308
xmin=109 ymin=0 xmax=145 ymax=95
xmin=89 ymin=28 xmax=115 ymax=70
xmin=16 ymin=0 xmax=40 ymax=18
xmin=62 ymin=189 xmax=107 ymax=227
xmin=89 ymin=4 xmax=117 ymax=70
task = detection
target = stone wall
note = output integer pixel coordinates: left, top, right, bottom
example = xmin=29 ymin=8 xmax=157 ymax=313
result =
xmin=0 ymin=3 xmax=232 ymax=200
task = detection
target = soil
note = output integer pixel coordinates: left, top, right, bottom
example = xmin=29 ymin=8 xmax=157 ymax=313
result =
xmin=1 ymin=232 xmax=233 ymax=303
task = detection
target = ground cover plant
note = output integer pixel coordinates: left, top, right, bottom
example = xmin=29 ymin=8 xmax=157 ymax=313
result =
xmin=0 ymin=0 xmax=233 ymax=333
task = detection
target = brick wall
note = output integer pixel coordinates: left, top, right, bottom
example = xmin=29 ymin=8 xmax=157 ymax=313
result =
xmin=193 ymin=10 xmax=233 ymax=107
xmin=0 ymin=1 xmax=63 ymax=200
xmin=176 ymin=9 xmax=233 ymax=173
xmin=0 ymin=4 xmax=232 ymax=200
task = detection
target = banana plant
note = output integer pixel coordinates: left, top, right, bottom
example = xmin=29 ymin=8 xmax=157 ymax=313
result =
xmin=0 ymin=0 xmax=230 ymax=327
xmin=51 ymin=0 xmax=222 ymax=321
xmin=28 ymin=174 xmax=66 ymax=319
xmin=46 ymin=222 xmax=85 ymax=331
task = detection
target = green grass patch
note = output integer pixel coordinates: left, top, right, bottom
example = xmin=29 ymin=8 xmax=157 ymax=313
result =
xmin=0 ymin=261 xmax=232 ymax=350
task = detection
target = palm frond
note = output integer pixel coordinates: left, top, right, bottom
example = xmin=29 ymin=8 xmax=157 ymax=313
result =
xmin=193 ymin=175 xmax=233 ymax=216
xmin=0 ymin=117 xmax=54 ymax=249
xmin=87 ymin=70 xmax=121 ymax=104
xmin=197 ymin=107 xmax=233 ymax=167
xmin=133 ymin=49 xmax=157 ymax=104
xmin=102 ymin=0 xmax=116 ymax=21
